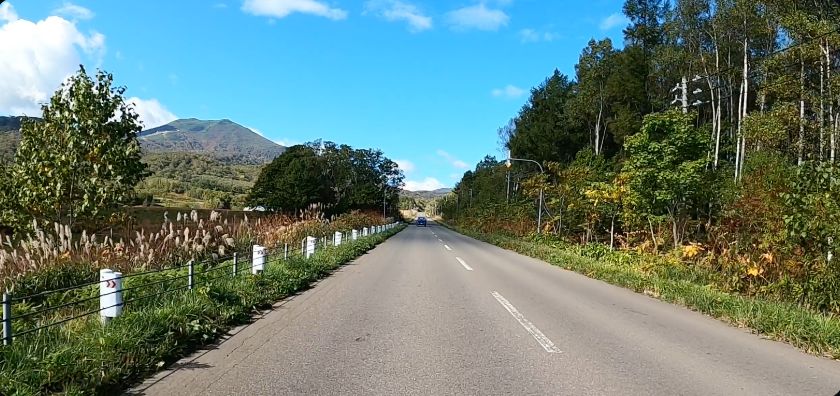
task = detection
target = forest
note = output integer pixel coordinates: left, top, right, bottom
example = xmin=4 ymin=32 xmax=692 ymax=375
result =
xmin=441 ymin=0 xmax=840 ymax=313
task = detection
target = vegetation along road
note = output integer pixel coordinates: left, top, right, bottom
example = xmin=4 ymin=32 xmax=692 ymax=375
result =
xmin=133 ymin=222 xmax=840 ymax=396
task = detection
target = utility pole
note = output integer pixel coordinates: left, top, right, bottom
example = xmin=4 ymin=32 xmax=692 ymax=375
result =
xmin=506 ymin=170 xmax=511 ymax=204
xmin=506 ymin=156 xmax=545 ymax=234
xmin=672 ymin=75 xmax=705 ymax=114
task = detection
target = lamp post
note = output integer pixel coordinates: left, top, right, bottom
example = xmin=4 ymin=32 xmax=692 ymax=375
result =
xmin=506 ymin=155 xmax=545 ymax=234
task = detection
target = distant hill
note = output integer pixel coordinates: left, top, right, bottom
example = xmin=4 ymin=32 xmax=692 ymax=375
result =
xmin=400 ymin=188 xmax=452 ymax=200
xmin=139 ymin=118 xmax=285 ymax=164
xmin=0 ymin=116 xmax=30 ymax=160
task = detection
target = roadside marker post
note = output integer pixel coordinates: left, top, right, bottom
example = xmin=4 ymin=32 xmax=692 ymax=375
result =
xmin=232 ymin=252 xmax=238 ymax=276
xmin=100 ymin=269 xmax=123 ymax=324
xmin=2 ymin=291 xmax=11 ymax=345
xmin=187 ymin=260 xmax=194 ymax=290
xmin=284 ymin=243 xmax=288 ymax=260
xmin=252 ymin=245 xmax=266 ymax=274
xmin=305 ymin=236 xmax=316 ymax=259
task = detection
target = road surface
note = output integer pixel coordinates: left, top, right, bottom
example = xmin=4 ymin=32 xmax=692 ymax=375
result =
xmin=132 ymin=222 xmax=840 ymax=395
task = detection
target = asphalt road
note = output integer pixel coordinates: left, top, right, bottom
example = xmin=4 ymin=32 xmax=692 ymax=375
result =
xmin=133 ymin=222 xmax=840 ymax=395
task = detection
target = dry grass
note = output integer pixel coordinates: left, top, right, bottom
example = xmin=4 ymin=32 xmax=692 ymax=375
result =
xmin=0 ymin=205 xmax=387 ymax=289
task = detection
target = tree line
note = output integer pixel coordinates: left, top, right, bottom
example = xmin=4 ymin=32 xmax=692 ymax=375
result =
xmin=442 ymin=0 xmax=840 ymax=312
xmin=246 ymin=141 xmax=404 ymax=217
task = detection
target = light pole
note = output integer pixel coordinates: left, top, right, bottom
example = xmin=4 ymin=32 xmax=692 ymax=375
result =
xmin=506 ymin=156 xmax=545 ymax=234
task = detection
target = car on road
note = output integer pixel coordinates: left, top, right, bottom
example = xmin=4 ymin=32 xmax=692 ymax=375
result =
xmin=416 ymin=216 xmax=427 ymax=227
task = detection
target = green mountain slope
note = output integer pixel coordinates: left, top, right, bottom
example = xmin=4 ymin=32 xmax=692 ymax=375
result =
xmin=139 ymin=118 xmax=285 ymax=164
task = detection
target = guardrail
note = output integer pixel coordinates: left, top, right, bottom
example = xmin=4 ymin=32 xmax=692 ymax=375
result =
xmin=1 ymin=222 xmax=400 ymax=346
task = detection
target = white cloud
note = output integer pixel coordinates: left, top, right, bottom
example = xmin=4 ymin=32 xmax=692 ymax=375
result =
xmin=446 ymin=3 xmax=508 ymax=31
xmin=491 ymin=85 xmax=525 ymax=99
xmin=54 ymin=2 xmax=94 ymax=20
xmin=365 ymin=0 xmax=432 ymax=32
xmin=128 ymin=97 xmax=177 ymax=129
xmin=519 ymin=28 xmax=559 ymax=43
xmin=0 ymin=3 xmax=106 ymax=116
xmin=437 ymin=149 xmax=470 ymax=170
xmin=404 ymin=177 xmax=445 ymax=191
xmin=242 ymin=0 xmax=347 ymax=20
xmin=249 ymin=126 xmax=297 ymax=146
xmin=0 ymin=3 xmax=18 ymax=22
xmin=600 ymin=13 xmax=629 ymax=31
xmin=395 ymin=159 xmax=415 ymax=173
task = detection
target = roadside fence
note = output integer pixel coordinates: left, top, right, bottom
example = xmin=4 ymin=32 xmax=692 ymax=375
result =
xmin=1 ymin=222 xmax=401 ymax=346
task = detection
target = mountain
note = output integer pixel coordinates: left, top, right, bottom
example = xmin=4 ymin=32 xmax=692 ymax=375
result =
xmin=0 ymin=116 xmax=29 ymax=160
xmin=400 ymin=188 xmax=453 ymax=200
xmin=139 ymin=118 xmax=285 ymax=164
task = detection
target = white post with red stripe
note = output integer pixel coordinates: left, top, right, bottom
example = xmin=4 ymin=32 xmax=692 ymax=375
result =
xmin=100 ymin=269 xmax=123 ymax=324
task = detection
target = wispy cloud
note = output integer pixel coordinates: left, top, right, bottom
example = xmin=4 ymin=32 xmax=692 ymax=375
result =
xmin=54 ymin=2 xmax=94 ymax=20
xmin=445 ymin=3 xmax=508 ymax=31
xmin=599 ymin=12 xmax=628 ymax=31
xmin=437 ymin=150 xmax=469 ymax=169
xmin=242 ymin=0 xmax=348 ymax=21
xmin=395 ymin=159 xmax=416 ymax=173
xmin=365 ymin=0 xmax=432 ymax=32
xmin=404 ymin=177 xmax=445 ymax=191
xmin=128 ymin=97 xmax=177 ymax=129
xmin=491 ymin=85 xmax=525 ymax=99
xmin=519 ymin=28 xmax=559 ymax=43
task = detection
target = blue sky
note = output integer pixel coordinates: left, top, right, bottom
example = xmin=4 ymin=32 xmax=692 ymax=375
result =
xmin=0 ymin=0 xmax=628 ymax=190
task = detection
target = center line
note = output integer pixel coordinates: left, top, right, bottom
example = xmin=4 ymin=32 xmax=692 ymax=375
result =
xmin=444 ymin=244 xmax=452 ymax=251
xmin=455 ymin=257 xmax=473 ymax=271
xmin=491 ymin=291 xmax=561 ymax=353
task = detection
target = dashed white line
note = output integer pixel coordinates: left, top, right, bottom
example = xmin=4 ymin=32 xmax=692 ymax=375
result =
xmin=444 ymin=244 xmax=452 ymax=251
xmin=455 ymin=257 xmax=473 ymax=271
xmin=491 ymin=291 xmax=561 ymax=353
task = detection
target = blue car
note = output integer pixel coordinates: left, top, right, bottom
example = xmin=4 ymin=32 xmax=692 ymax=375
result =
xmin=416 ymin=216 xmax=427 ymax=227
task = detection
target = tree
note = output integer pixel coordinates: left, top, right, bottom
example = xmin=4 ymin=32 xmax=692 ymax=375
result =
xmin=247 ymin=142 xmax=404 ymax=216
xmin=507 ymin=70 xmax=586 ymax=164
xmin=247 ymin=145 xmax=330 ymax=213
xmin=10 ymin=66 xmax=147 ymax=230
xmin=622 ymin=110 xmax=711 ymax=248
xmin=571 ymin=38 xmax=618 ymax=157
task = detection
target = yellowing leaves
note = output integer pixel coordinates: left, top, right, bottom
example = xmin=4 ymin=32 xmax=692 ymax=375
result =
xmin=681 ymin=243 xmax=704 ymax=259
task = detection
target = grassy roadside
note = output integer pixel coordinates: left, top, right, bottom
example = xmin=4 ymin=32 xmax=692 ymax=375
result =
xmin=440 ymin=222 xmax=840 ymax=360
xmin=0 ymin=225 xmax=405 ymax=395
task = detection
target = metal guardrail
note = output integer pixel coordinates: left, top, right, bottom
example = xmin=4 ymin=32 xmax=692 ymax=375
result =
xmin=1 ymin=223 xmax=400 ymax=346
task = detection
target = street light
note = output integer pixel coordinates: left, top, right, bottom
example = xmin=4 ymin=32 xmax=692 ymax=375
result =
xmin=506 ymin=154 xmax=545 ymax=234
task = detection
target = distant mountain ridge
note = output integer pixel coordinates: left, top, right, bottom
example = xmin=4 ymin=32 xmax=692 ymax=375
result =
xmin=401 ymin=188 xmax=452 ymax=200
xmin=140 ymin=118 xmax=285 ymax=164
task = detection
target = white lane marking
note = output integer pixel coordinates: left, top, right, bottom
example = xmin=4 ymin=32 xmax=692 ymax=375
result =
xmin=491 ymin=291 xmax=561 ymax=353
xmin=444 ymin=244 xmax=452 ymax=251
xmin=455 ymin=257 xmax=473 ymax=271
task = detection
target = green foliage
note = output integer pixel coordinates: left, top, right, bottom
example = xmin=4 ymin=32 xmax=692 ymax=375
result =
xmin=782 ymin=161 xmax=840 ymax=259
xmin=622 ymin=110 xmax=711 ymax=246
xmin=506 ymin=71 xmax=586 ymax=164
xmin=248 ymin=142 xmax=404 ymax=216
xmin=6 ymin=67 xmax=147 ymax=230
xmin=135 ymin=152 xmax=262 ymax=208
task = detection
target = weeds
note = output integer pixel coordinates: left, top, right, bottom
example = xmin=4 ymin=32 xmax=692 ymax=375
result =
xmin=0 ymin=224 xmax=404 ymax=395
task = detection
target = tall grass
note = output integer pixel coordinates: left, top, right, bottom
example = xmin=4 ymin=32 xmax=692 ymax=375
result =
xmin=0 ymin=224 xmax=404 ymax=395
